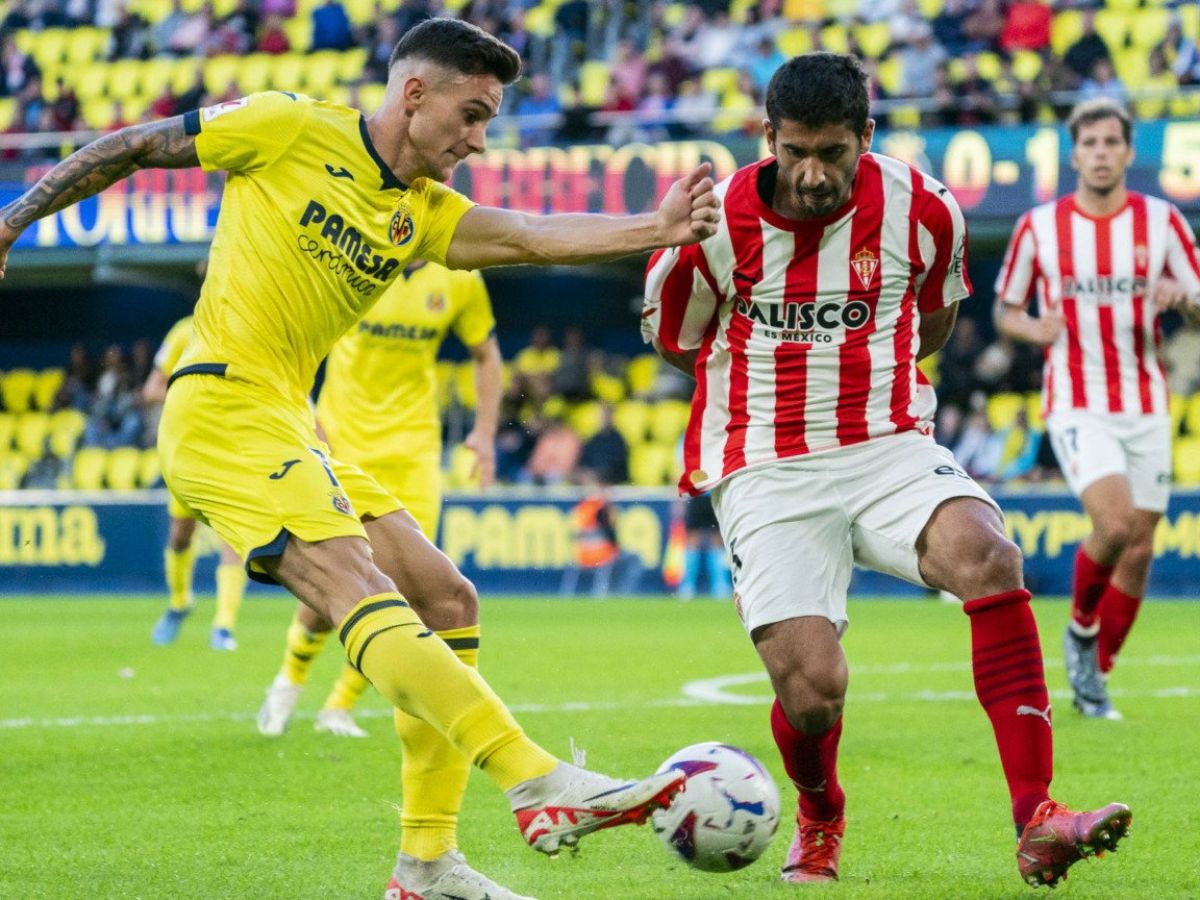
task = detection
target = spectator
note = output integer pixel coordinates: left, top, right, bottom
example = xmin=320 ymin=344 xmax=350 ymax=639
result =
xmin=107 ymin=9 xmax=153 ymax=61
xmin=610 ymin=39 xmax=648 ymax=103
xmin=394 ymin=0 xmax=434 ymax=35
xmin=1137 ymin=46 xmax=1178 ymax=119
xmin=955 ymin=53 xmax=999 ymax=124
xmin=50 ymin=78 xmax=80 ymax=132
xmin=365 ymin=16 xmax=400 ymax=81
xmin=1063 ymin=10 xmax=1112 ymax=84
xmin=932 ymin=0 xmax=972 ymax=56
xmin=560 ymin=484 xmax=644 ymax=597
xmin=173 ymin=67 xmax=208 ymax=116
xmin=150 ymin=0 xmax=190 ymax=56
xmin=890 ymin=0 xmax=930 ymax=47
xmin=669 ymin=77 xmax=718 ymax=139
xmin=937 ymin=315 xmax=983 ymax=410
xmin=107 ymin=99 xmax=133 ymax=131
xmin=897 ymin=22 xmax=948 ymax=98
xmin=1078 ymin=57 xmax=1127 ymax=105
xmin=494 ymin=392 xmax=536 ymax=483
xmin=257 ymin=15 xmax=291 ymax=54
xmin=1000 ymin=0 xmax=1051 ymax=53
xmin=928 ymin=63 xmax=959 ymax=128
xmin=634 ymin=71 xmax=674 ymax=143
xmin=524 ymin=415 xmax=581 ymax=485
xmin=953 ymin=409 xmax=1002 ymax=480
xmin=514 ymin=72 xmax=561 ymax=147
xmin=166 ymin=2 xmax=214 ymax=56
xmin=310 ymin=0 xmax=354 ymax=51
xmin=552 ymin=325 xmax=592 ymax=402
xmin=555 ymin=84 xmax=600 ymax=143
xmin=0 ymin=35 xmax=39 ymax=98
xmin=84 ymin=344 xmax=143 ymax=449
xmin=1166 ymin=18 xmax=1200 ymax=85
xmin=23 ymin=448 xmax=64 ymax=490
xmin=746 ymin=35 xmax=786 ymax=96
xmin=962 ymin=0 xmax=1005 ymax=53
xmin=992 ymin=408 xmax=1043 ymax=482
xmin=54 ymin=344 xmax=97 ymax=412
xmin=676 ymin=493 xmax=731 ymax=600
xmin=512 ymin=325 xmax=560 ymax=399
xmin=689 ymin=8 xmax=738 ymax=71
xmin=576 ymin=403 xmax=629 ymax=485
xmin=261 ymin=0 xmax=297 ymax=18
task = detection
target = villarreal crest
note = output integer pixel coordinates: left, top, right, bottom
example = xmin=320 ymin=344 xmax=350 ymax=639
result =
xmin=390 ymin=208 xmax=415 ymax=246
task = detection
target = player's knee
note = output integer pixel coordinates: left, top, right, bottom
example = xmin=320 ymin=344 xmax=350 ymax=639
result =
xmin=976 ymin=536 xmax=1024 ymax=587
xmin=778 ymin=674 xmax=844 ymax=735
xmin=445 ymin=571 xmax=479 ymax=622
xmin=1093 ymin=517 xmax=1133 ymax=554
xmin=1119 ymin=539 xmax=1154 ymax=575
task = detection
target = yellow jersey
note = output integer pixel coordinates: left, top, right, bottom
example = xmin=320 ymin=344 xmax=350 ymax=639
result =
xmin=317 ymin=262 xmax=494 ymax=465
xmin=175 ymin=91 xmax=476 ymax=406
xmin=154 ymin=315 xmax=194 ymax=378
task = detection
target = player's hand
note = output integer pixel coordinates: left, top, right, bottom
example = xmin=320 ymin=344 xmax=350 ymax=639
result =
xmin=464 ymin=429 xmax=496 ymax=489
xmin=1151 ymin=277 xmax=1194 ymax=312
xmin=0 ymin=224 xmax=21 ymax=279
xmin=655 ymin=162 xmax=721 ymax=247
xmin=1033 ymin=312 xmax=1064 ymax=345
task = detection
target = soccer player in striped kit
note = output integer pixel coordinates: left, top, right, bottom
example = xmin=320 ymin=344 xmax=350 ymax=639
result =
xmin=995 ymin=99 xmax=1200 ymax=720
xmin=644 ymin=54 xmax=1130 ymax=888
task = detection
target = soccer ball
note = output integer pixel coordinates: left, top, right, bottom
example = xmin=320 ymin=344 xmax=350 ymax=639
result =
xmin=651 ymin=742 xmax=781 ymax=873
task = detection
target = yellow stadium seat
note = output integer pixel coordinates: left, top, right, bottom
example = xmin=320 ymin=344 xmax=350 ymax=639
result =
xmin=1169 ymin=92 xmax=1200 ymax=117
xmin=1104 ymin=0 xmax=1139 ymax=10
xmin=28 ymin=28 xmax=68 ymax=70
xmin=1025 ymin=392 xmax=1044 ymax=431
xmin=106 ymin=446 xmax=142 ymax=490
xmin=876 ymin=56 xmax=904 ymax=96
xmin=819 ymin=24 xmax=850 ymax=54
xmin=1113 ymin=48 xmax=1148 ymax=87
xmin=0 ymin=452 xmax=28 ymax=490
xmin=305 ymin=50 xmax=341 ymax=94
xmin=890 ymin=104 xmax=921 ymax=129
xmin=2 ymin=368 xmax=37 ymax=413
xmin=524 ymin=4 xmax=556 ymax=38
xmin=1012 ymin=50 xmax=1043 ymax=83
xmin=454 ymin=362 xmax=477 ymax=409
xmin=48 ymin=408 xmax=85 ymax=458
xmin=986 ymin=392 xmax=1025 ymax=430
xmin=1183 ymin=3 xmax=1200 ymax=40
xmin=975 ymin=52 xmax=1002 ymax=82
xmin=343 ymin=0 xmax=374 ymax=26
xmin=338 ymin=47 xmax=368 ymax=83
xmin=777 ymin=27 xmax=812 ymax=58
xmin=237 ymin=54 xmax=273 ymax=94
xmin=71 ymin=447 xmax=107 ymax=490
xmin=853 ymin=22 xmax=891 ymax=59
xmin=81 ymin=99 xmax=117 ymax=130
xmin=628 ymin=442 xmax=668 ymax=486
xmin=0 ymin=412 xmax=14 ymax=450
xmin=1173 ymin=436 xmax=1200 ymax=485
xmin=1129 ymin=8 xmax=1169 ymax=49
xmin=269 ymin=54 xmax=306 ymax=91
xmin=15 ymin=412 xmax=50 ymax=457
xmin=107 ymin=59 xmax=144 ymax=99
xmin=626 ymin=355 xmax=659 ymax=396
xmin=0 ymin=97 xmax=16 ymax=131
xmin=283 ymin=17 xmax=311 ymax=53
xmin=204 ymin=55 xmax=240 ymax=96
xmin=650 ymin=399 xmax=691 ymax=444
xmin=568 ymin=401 xmax=604 ymax=440
xmin=446 ymin=442 xmax=481 ymax=489
xmin=140 ymin=59 xmax=180 ymax=95
xmin=701 ymin=67 xmax=739 ymax=102
xmin=579 ymin=60 xmax=610 ymax=107
xmin=590 ymin=371 xmax=626 ymax=404
xmin=1050 ymin=10 xmax=1085 ymax=56
xmin=66 ymin=27 xmax=107 ymax=65
xmin=612 ymin=400 xmax=651 ymax=445
xmin=360 ymin=83 xmax=386 ymax=114
xmin=825 ymin=0 xmax=858 ymax=20
xmin=1093 ymin=10 xmax=1129 ymax=50
xmin=435 ymin=360 xmax=456 ymax=411
xmin=1185 ymin=394 xmax=1200 ymax=436
xmin=730 ymin=0 xmax=755 ymax=23
xmin=918 ymin=0 xmax=944 ymax=17
xmin=140 ymin=447 xmax=162 ymax=488
xmin=171 ymin=59 xmax=204 ymax=94
xmin=1169 ymin=393 xmax=1186 ymax=434
xmin=212 ymin=0 xmax=238 ymax=16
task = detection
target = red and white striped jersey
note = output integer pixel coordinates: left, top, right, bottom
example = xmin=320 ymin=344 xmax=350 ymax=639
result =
xmin=995 ymin=192 xmax=1200 ymax=417
xmin=643 ymin=154 xmax=971 ymax=496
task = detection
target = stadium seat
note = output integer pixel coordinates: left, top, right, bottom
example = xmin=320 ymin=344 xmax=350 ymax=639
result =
xmin=338 ymin=48 xmax=368 ymax=84
xmin=612 ymin=400 xmax=651 ymax=445
xmin=1169 ymin=393 xmax=1186 ymax=435
xmin=66 ymin=27 xmax=107 ymax=65
xmin=890 ymin=104 xmax=921 ymax=129
xmin=72 ymin=447 xmax=107 ymax=490
xmin=918 ymin=0 xmax=945 ymax=17
xmin=106 ymin=59 xmax=144 ymax=99
xmin=986 ymin=392 xmax=1025 ymax=430
xmin=1173 ymin=436 xmax=1200 ymax=485
xmin=204 ymin=55 xmax=240 ymax=96
xmin=579 ymin=60 xmax=610 ymax=107
xmin=568 ymin=401 xmax=604 ymax=440
xmin=435 ymin=360 xmax=456 ymax=411
xmin=629 ymin=442 xmax=673 ymax=487
xmin=1183 ymin=3 xmax=1200 ymax=40
xmin=1129 ymin=8 xmax=1169 ymax=48
xmin=305 ymin=50 xmax=341 ymax=94
xmin=975 ymin=52 xmax=1003 ymax=82
xmin=27 ymin=28 xmax=68 ymax=71
xmin=852 ymin=22 xmax=891 ymax=58
xmin=269 ymin=54 xmax=305 ymax=92
xmin=1011 ymin=50 xmax=1043 ymax=83
xmin=15 ymin=412 xmax=49 ymax=457
xmin=650 ymin=399 xmax=691 ymax=444
xmin=106 ymin=446 xmax=142 ymax=490
xmin=1093 ymin=10 xmax=1130 ymax=51
xmin=701 ymin=68 xmax=739 ymax=103
xmin=81 ymin=99 xmax=117 ymax=130
xmin=1113 ymin=49 xmax=1148 ymax=87
xmin=1 ymin=369 xmax=37 ymax=413
xmin=524 ymin=3 xmax=556 ymax=38
xmin=1184 ymin=394 xmax=1200 ymax=436
xmin=876 ymin=56 xmax=904 ymax=96
xmin=140 ymin=447 xmax=162 ymax=488
xmin=0 ymin=412 xmax=15 ymax=450
xmin=626 ymin=354 xmax=659 ymax=397
xmin=1050 ymin=10 xmax=1085 ymax=56
xmin=777 ymin=27 xmax=812 ymax=58
xmin=237 ymin=54 xmax=273 ymax=95
xmin=0 ymin=97 xmax=16 ymax=131
xmin=445 ymin=442 xmax=480 ymax=489
xmin=283 ymin=17 xmax=312 ymax=53
xmin=590 ymin=371 xmax=626 ymax=404
xmin=48 ymin=408 xmax=85 ymax=458
xmin=343 ymin=0 xmax=374 ymax=26
xmin=818 ymin=23 xmax=850 ymax=54
xmin=0 ymin=452 xmax=28 ymax=490
xmin=360 ymin=83 xmax=386 ymax=115
xmin=1025 ymin=393 xmax=1044 ymax=431
xmin=454 ymin=362 xmax=477 ymax=409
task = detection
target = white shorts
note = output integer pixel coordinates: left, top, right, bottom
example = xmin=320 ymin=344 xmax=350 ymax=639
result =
xmin=710 ymin=432 xmax=1000 ymax=637
xmin=1045 ymin=410 xmax=1172 ymax=513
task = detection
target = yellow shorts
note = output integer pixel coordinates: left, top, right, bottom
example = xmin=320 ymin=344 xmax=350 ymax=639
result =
xmin=341 ymin=450 xmax=442 ymax=540
xmin=158 ymin=373 xmax=403 ymax=582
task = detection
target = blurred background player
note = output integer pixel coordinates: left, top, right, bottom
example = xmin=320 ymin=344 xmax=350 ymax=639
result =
xmin=560 ymin=479 xmax=644 ymax=596
xmin=143 ymin=311 xmax=247 ymax=651
xmin=677 ymin=494 xmax=731 ymax=600
xmin=257 ymin=260 xmax=501 ymax=739
xmin=995 ymin=98 xmax=1200 ymax=719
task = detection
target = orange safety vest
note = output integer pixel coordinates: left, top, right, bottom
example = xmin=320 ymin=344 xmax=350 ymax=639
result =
xmin=572 ymin=494 xmax=619 ymax=567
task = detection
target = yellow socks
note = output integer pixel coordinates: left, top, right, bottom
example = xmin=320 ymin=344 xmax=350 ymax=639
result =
xmin=340 ymin=595 xmax=556 ymax=794
xmin=212 ymin=563 xmax=246 ymax=631
xmin=164 ymin=545 xmax=196 ymax=611
xmin=281 ymin=611 xmax=331 ymax=686
xmin=322 ymin=664 xmax=369 ymax=711
xmin=395 ymin=624 xmax=479 ymax=860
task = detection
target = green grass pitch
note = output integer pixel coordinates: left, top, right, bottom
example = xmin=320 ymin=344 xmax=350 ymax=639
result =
xmin=3 ymin=595 xmax=1199 ymax=899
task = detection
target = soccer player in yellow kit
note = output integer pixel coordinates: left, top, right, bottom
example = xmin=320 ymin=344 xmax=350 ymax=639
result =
xmin=144 ymin=314 xmax=249 ymax=652
xmin=0 ymin=18 xmax=719 ymax=898
xmin=257 ymin=263 xmax=500 ymax=740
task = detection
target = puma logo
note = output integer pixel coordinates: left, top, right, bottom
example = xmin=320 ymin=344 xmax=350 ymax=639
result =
xmin=1017 ymin=704 xmax=1052 ymax=727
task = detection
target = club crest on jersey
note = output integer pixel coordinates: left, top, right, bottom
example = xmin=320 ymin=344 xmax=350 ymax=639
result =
xmin=851 ymin=247 xmax=878 ymax=290
xmin=331 ymin=491 xmax=354 ymax=516
xmin=390 ymin=209 xmax=415 ymax=246
xmin=427 ymin=292 xmax=445 ymax=312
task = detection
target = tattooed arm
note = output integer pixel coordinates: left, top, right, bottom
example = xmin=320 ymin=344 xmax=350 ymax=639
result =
xmin=0 ymin=116 xmax=199 ymax=278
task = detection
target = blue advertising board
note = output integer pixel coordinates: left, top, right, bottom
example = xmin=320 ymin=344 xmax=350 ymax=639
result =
xmin=3 ymin=488 xmax=1200 ymax=597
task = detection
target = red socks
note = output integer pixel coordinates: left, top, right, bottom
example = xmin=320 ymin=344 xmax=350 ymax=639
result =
xmin=1071 ymin=546 xmax=1113 ymax=631
xmin=770 ymin=699 xmax=845 ymax=823
xmin=962 ymin=589 xmax=1053 ymax=828
xmin=1097 ymin=585 xmax=1142 ymax=674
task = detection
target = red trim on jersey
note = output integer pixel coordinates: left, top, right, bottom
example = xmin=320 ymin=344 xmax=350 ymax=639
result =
xmin=722 ymin=170 xmax=764 ymax=478
xmin=836 ymin=157 xmax=885 ymax=444
xmin=1094 ymin=214 xmax=1123 ymax=413
xmin=914 ymin=173 xmax=958 ymax=313
xmin=1168 ymin=206 xmax=1200 ymax=280
xmin=773 ymin=230 xmax=818 ymax=458
xmin=1129 ymin=194 xmax=1154 ymax=413
xmin=997 ymin=213 xmax=1035 ymax=306
xmin=1056 ymin=199 xmax=1087 ymax=408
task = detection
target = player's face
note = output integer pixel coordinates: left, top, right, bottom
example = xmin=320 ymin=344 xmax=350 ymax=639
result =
xmin=408 ymin=71 xmax=502 ymax=182
xmin=765 ymin=118 xmax=874 ymax=219
xmin=1071 ymin=116 xmax=1133 ymax=195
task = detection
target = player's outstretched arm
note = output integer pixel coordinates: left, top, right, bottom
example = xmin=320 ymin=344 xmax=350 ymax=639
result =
xmin=994 ymin=302 xmax=1063 ymax=347
xmin=445 ymin=163 xmax=719 ymax=270
xmin=0 ymin=116 xmax=198 ymax=278
xmin=917 ymin=304 xmax=959 ymax=361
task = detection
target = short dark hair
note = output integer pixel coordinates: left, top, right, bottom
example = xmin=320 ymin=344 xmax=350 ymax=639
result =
xmin=765 ymin=53 xmax=869 ymax=135
xmin=388 ymin=17 xmax=521 ymax=85
xmin=1067 ymin=98 xmax=1132 ymax=145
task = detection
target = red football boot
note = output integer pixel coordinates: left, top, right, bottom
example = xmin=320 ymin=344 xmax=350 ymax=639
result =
xmin=780 ymin=814 xmax=845 ymax=883
xmin=1017 ymin=800 xmax=1131 ymax=888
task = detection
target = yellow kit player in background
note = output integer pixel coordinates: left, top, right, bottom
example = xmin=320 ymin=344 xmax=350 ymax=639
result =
xmin=0 ymin=18 xmax=719 ymax=899
xmin=144 ymin=314 xmax=248 ymax=651
xmin=257 ymin=262 xmax=501 ymax=740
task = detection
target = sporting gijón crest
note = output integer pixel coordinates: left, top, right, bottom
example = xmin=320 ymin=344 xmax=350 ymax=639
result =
xmin=851 ymin=247 xmax=878 ymax=290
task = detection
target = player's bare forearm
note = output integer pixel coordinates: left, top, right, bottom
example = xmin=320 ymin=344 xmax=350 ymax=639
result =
xmin=141 ymin=368 xmax=168 ymax=405
xmin=916 ymin=304 xmax=957 ymax=361
xmin=994 ymin=302 xmax=1062 ymax=346
xmin=653 ymin=338 xmax=698 ymax=378
xmin=0 ymin=118 xmax=198 ymax=239
xmin=470 ymin=336 xmax=503 ymax=437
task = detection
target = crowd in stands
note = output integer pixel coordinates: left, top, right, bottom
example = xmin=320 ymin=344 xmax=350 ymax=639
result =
xmin=0 ymin=0 xmax=1196 ymax=150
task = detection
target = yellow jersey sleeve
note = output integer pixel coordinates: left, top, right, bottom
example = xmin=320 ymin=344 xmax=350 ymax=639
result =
xmin=412 ymin=179 xmax=475 ymax=267
xmin=153 ymin=316 xmax=194 ymax=378
xmin=450 ymin=271 xmax=495 ymax=348
xmin=188 ymin=92 xmax=311 ymax=174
